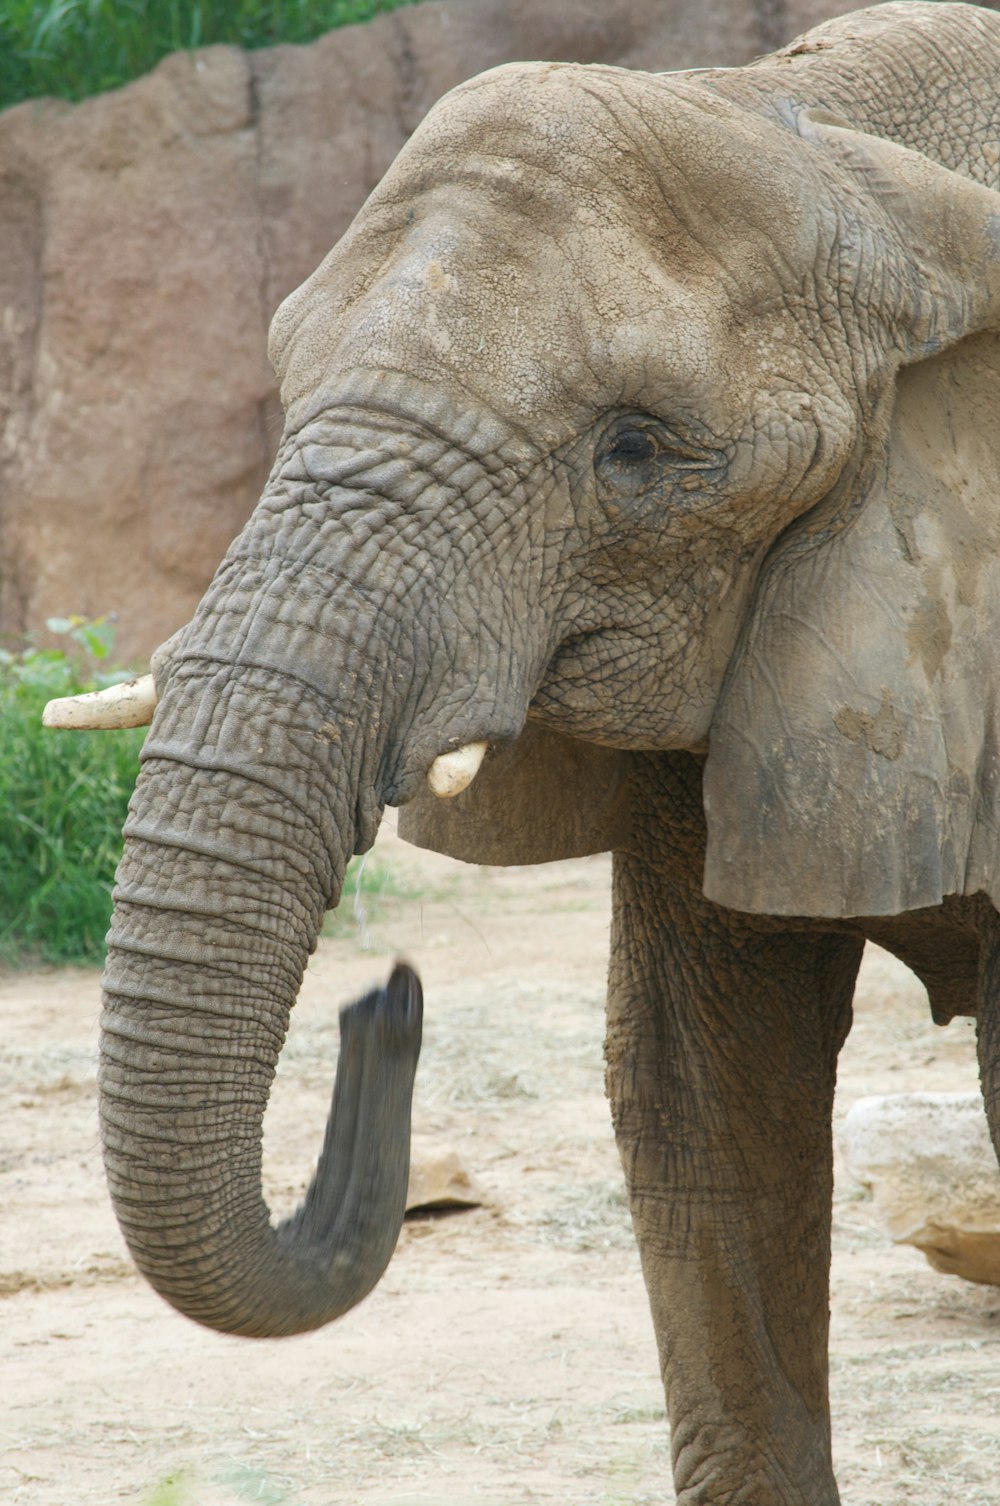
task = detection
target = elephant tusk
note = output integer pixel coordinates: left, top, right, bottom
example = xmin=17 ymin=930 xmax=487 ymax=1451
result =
xmin=42 ymin=673 xmax=158 ymax=730
xmin=426 ymin=740 xmax=488 ymax=798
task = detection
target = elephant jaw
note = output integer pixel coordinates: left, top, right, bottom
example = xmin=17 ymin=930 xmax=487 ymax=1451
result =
xmin=43 ymin=676 xmax=488 ymax=799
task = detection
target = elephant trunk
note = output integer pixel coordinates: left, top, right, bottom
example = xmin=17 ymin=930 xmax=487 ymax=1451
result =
xmin=96 ymin=429 xmax=538 ymax=1335
xmin=98 ymin=647 xmax=425 ymax=1337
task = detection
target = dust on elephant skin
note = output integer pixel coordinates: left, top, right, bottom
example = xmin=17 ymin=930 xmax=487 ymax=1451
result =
xmin=73 ymin=6 xmax=1000 ymax=1504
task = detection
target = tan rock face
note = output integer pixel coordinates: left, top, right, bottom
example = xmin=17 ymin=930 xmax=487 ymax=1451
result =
xmin=839 ymin=1093 xmax=1000 ymax=1287
xmin=0 ymin=0 xmax=957 ymax=662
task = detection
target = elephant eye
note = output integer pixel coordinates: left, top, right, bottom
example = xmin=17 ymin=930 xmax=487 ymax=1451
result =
xmin=595 ymin=413 xmax=723 ymax=507
xmin=595 ymin=418 xmax=670 ymax=501
xmin=607 ymin=428 xmax=659 ymax=463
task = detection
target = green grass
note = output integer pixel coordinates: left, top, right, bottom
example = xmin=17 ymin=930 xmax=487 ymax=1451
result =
xmin=143 ymin=1472 xmax=194 ymax=1506
xmin=0 ymin=617 xmax=145 ymax=963
xmin=0 ymin=0 xmax=423 ymax=111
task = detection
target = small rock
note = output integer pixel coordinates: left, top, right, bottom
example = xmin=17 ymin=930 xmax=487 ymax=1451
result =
xmin=405 ymin=1141 xmax=484 ymax=1215
xmin=839 ymin=1092 xmax=1000 ymax=1286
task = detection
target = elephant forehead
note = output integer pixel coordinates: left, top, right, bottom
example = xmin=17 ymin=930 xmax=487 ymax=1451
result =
xmin=318 ymin=220 xmax=735 ymax=437
xmin=392 ymin=60 xmax=820 ymax=239
xmin=273 ymin=73 xmax=824 ymax=441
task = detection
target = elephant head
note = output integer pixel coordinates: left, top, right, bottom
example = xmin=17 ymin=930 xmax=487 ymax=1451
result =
xmin=49 ymin=4 xmax=1000 ymax=1357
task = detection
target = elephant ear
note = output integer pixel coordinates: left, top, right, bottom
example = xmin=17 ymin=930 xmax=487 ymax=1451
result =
xmin=704 ymin=114 xmax=1000 ymax=916
xmin=398 ymin=722 xmax=631 ymax=865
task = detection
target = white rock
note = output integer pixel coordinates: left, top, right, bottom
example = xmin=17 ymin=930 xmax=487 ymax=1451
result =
xmin=839 ymin=1092 xmax=1000 ymax=1286
xmin=405 ymin=1142 xmax=484 ymax=1215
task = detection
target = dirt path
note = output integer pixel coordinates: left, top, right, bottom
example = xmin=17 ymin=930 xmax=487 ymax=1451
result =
xmin=3 ymin=819 xmax=999 ymax=1505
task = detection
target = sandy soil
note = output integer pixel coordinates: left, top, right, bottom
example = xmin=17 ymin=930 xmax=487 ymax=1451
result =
xmin=3 ymin=817 xmax=1000 ymax=1506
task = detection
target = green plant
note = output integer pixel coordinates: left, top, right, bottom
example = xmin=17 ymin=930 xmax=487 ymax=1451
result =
xmin=0 ymin=615 xmax=144 ymax=963
xmin=0 ymin=615 xmax=410 ymax=964
xmin=143 ymin=1470 xmax=194 ymax=1506
xmin=0 ymin=0 xmax=423 ymax=112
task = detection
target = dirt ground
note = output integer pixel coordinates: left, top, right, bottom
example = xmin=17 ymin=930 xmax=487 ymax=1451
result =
xmin=3 ymin=815 xmax=1000 ymax=1506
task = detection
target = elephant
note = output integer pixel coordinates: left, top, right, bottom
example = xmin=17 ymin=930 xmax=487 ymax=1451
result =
xmin=44 ymin=3 xmax=1000 ymax=1502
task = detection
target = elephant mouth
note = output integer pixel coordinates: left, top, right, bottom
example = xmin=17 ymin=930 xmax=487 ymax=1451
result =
xmin=385 ymin=719 xmax=525 ymax=808
xmin=528 ymin=629 xmax=640 ymax=734
xmin=379 ymin=740 xmax=490 ymax=807
xmin=529 ymin=627 xmax=711 ymax=752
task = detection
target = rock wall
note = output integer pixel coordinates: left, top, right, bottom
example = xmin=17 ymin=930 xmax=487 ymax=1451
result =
xmin=1 ymin=0 xmax=992 ymax=660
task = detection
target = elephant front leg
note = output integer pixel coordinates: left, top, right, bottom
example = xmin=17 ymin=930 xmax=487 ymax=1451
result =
xmin=606 ymin=756 xmax=862 ymax=1505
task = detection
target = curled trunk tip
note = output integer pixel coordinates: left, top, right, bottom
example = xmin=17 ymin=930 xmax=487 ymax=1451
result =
xmin=102 ymin=960 xmax=424 ymax=1338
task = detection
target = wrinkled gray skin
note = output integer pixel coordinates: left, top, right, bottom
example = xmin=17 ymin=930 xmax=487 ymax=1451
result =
xmin=101 ymin=6 xmax=1000 ymax=1503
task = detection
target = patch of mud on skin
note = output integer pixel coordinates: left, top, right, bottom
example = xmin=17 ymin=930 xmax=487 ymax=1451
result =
xmin=907 ymin=584 xmax=953 ymax=681
xmin=834 ymin=687 xmax=903 ymax=760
